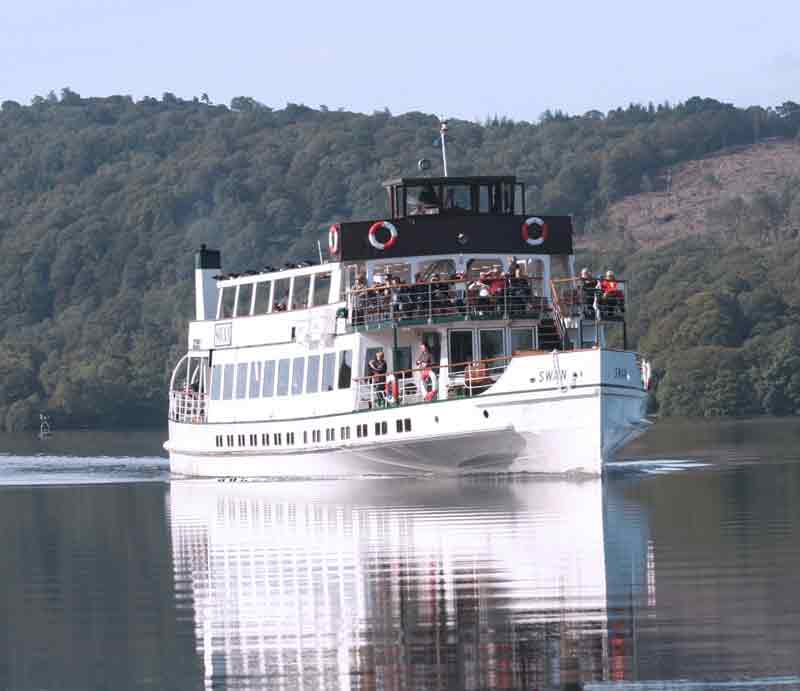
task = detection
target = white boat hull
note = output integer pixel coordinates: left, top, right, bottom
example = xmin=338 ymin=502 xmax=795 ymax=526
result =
xmin=166 ymin=349 xmax=650 ymax=478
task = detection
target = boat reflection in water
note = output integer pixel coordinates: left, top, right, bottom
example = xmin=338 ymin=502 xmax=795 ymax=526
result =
xmin=169 ymin=477 xmax=649 ymax=689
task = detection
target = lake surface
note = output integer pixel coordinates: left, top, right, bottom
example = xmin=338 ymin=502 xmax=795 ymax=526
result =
xmin=1 ymin=419 xmax=800 ymax=690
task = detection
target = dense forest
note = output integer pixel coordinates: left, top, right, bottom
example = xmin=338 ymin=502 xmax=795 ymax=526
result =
xmin=1 ymin=89 xmax=799 ymax=430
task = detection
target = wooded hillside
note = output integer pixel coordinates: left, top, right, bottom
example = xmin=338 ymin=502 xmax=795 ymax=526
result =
xmin=1 ymin=90 xmax=799 ymax=429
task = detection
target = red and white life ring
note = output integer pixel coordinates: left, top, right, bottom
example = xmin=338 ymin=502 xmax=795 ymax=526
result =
xmin=420 ymin=367 xmax=438 ymax=401
xmin=384 ymin=374 xmax=399 ymax=405
xmin=368 ymin=221 xmax=398 ymax=251
xmin=521 ymin=216 xmax=549 ymax=246
xmin=328 ymin=223 xmax=340 ymax=255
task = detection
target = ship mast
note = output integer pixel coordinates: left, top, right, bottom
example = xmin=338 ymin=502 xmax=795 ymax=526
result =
xmin=439 ymin=119 xmax=449 ymax=177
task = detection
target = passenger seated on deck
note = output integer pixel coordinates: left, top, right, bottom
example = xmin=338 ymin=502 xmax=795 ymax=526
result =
xmin=599 ymin=270 xmax=624 ymax=319
xmin=465 ymin=360 xmax=493 ymax=395
xmin=467 ymin=272 xmax=491 ymax=315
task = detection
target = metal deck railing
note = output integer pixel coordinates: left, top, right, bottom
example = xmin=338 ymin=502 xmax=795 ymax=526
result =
xmin=346 ymin=276 xmax=549 ymax=330
xmin=169 ymin=390 xmax=208 ymax=423
xmin=353 ymin=356 xmax=511 ymax=410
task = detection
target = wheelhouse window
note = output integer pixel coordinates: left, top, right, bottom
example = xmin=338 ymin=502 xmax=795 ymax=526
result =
xmin=235 ymin=283 xmax=253 ymax=317
xmin=218 ymin=287 xmax=235 ymax=319
xmin=262 ymin=361 xmax=275 ymax=397
xmin=337 ymin=350 xmax=352 ymax=389
xmin=291 ymin=275 xmax=310 ymax=311
xmin=254 ymin=280 xmax=272 ymax=314
xmin=276 ymin=358 xmax=290 ymax=396
xmin=442 ymin=184 xmax=472 ymax=211
xmin=322 ymin=352 xmax=336 ymax=391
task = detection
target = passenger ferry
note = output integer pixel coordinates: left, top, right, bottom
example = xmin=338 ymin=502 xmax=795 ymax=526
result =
xmin=166 ymin=158 xmax=651 ymax=476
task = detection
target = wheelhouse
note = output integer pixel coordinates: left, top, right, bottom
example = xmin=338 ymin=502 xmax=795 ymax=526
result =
xmin=384 ymin=175 xmax=525 ymax=218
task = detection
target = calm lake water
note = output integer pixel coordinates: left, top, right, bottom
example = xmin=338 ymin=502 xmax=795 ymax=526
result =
xmin=1 ymin=419 xmax=800 ymax=690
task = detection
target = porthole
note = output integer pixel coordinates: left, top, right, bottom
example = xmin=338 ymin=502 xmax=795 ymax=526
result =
xmin=483 ymin=410 xmax=489 ymax=419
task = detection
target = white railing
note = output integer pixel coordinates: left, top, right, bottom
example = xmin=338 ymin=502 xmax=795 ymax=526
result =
xmin=348 ymin=276 xmax=548 ymax=328
xmin=169 ymin=390 xmax=208 ymax=423
xmin=354 ymin=357 xmax=510 ymax=410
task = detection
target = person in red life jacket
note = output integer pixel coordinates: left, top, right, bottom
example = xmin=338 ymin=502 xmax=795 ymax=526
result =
xmin=599 ymin=269 xmax=624 ymax=319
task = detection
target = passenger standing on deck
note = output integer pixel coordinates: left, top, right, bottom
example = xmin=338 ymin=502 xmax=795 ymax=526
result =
xmin=579 ymin=267 xmax=598 ymax=319
xmin=416 ymin=342 xmax=433 ymax=369
xmin=368 ymin=350 xmax=388 ymax=406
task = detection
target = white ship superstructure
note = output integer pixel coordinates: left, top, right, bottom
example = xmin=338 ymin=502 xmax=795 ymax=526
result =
xmin=165 ymin=171 xmax=651 ymax=477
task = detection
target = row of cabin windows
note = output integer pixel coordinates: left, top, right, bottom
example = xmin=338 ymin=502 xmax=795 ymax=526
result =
xmin=218 ymin=271 xmax=336 ymax=320
xmin=210 ymin=351 xmax=353 ymax=400
xmin=213 ymin=418 xmax=412 ymax=448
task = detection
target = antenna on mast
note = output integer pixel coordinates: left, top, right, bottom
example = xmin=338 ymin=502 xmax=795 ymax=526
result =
xmin=439 ymin=119 xmax=449 ymax=177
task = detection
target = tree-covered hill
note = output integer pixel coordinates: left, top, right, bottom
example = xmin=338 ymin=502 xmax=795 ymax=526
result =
xmin=1 ymin=90 xmax=799 ymax=430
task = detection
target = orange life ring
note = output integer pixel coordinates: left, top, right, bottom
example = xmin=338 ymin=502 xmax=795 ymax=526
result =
xmin=421 ymin=368 xmax=438 ymax=401
xmin=368 ymin=221 xmax=398 ymax=250
xmin=385 ymin=374 xmax=399 ymax=404
xmin=521 ymin=216 xmax=549 ymax=246
xmin=328 ymin=223 xmax=340 ymax=255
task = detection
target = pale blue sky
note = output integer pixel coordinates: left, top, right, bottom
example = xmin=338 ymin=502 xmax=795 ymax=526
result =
xmin=2 ymin=0 xmax=798 ymax=120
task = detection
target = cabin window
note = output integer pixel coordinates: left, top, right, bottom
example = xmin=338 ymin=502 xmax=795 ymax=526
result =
xmin=311 ymin=272 xmax=331 ymax=307
xmin=211 ymin=365 xmax=222 ymax=400
xmin=222 ymin=364 xmax=235 ymax=400
xmin=449 ymin=330 xmax=474 ymax=374
xmin=262 ymin=433 xmax=269 ymax=446
xmin=291 ymin=275 xmax=311 ymax=311
xmin=306 ymin=355 xmax=320 ymax=393
xmin=235 ymin=363 xmax=248 ymax=398
xmin=419 ymin=259 xmax=455 ymax=282
xmin=262 ymin=361 xmax=275 ymax=397
xmin=254 ymin=280 xmax=272 ymax=314
xmin=511 ymin=328 xmax=535 ymax=353
xmin=219 ymin=287 xmax=235 ymax=319
xmin=274 ymin=433 xmax=282 ymax=446
xmin=466 ymin=258 xmax=503 ymax=279
xmin=276 ymin=358 xmax=290 ymax=396
xmin=322 ymin=352 xmax=336 ymax=391
xmin=249 ymin=362 xmax=262 ymax=398
xmin=396 ymin=419 xmax=403 ymax=433
xmin=236 ymin=283 xmax=253 ymax=317
xmin=404 ymin=418 xmax=411 ymax=432
xmin=480 ymin=329 xmax=505 ymax=362
xmin=551 ymin=255 xmax=571 ymax=282
xmin=273 ymin=278 xmax=290 ymax=312
xmin=337 ymin=350 xmax=352 ymax=389
xmin=373 ymin=262 xmax=411 ymax=284
xmin=291 ymin=357 xmax=305 ymax=395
